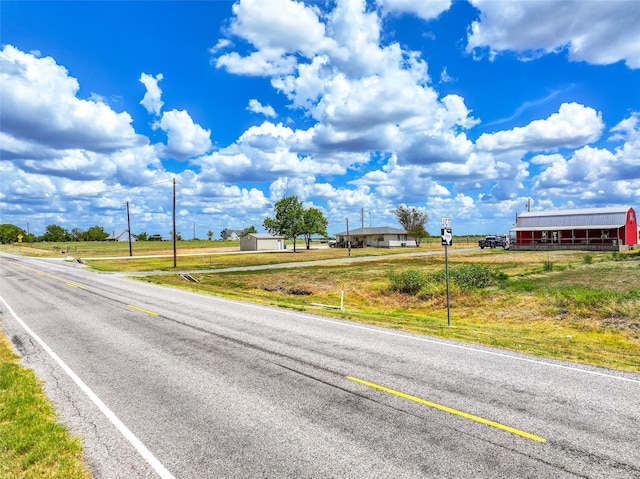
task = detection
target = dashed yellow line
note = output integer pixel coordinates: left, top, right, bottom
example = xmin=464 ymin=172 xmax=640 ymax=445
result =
xmin=346 ymin=376 xmax=546 ymax=443
xmin=128 ymin=305 xmax=158 ymax=316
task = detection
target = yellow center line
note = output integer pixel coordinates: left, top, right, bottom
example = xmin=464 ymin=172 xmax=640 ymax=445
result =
xmin=346 ymin=376 xmax=546 ymax=443
xmin=1 ymin=259 xmax=86 ymax=289
xmin=128 ymin=305 xmax=159 ymax=316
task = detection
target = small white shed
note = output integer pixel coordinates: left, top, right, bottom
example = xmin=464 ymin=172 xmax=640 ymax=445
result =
xmin=240 ymin=233 xmax=285 ymax=251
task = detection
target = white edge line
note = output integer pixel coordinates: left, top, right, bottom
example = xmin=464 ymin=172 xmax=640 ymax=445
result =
xmin=153 ymin=282 xmax=640 ymax=385
xmin=0 ymin=295 xmax=175 ymax=479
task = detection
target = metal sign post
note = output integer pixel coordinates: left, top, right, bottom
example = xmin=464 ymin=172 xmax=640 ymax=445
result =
xmin=441 ymin=217 xmax=452 ymax=327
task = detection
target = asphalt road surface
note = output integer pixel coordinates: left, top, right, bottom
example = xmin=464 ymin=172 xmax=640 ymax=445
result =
xmin=1 ymin=252 xmax=639 ymax=478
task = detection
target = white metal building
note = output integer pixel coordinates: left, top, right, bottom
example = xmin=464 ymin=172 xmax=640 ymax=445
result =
xmin=334 ymin=227 xmax=416 ymax=248
xmin=240 ymin=233 xmax=285 ymax=251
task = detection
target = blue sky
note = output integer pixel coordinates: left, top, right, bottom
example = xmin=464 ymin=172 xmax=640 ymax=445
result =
xmin=1 ymin=0 xmax=639 ymax=238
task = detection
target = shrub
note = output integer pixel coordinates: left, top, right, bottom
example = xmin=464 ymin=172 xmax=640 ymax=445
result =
xmin=543 ymin=260 xmax=554 ymax=272
xmin=450 ymin=263 xmax=492 ymax=290
xmin=389 ymin=269 xmax=426 ymax=295
xmin=493 ymin=270 xmax=509 ymax=281
xmin=583 ymin=254 xmax=593 ymax=264
xmin=390 ymin=264 xmax=499 ymax=296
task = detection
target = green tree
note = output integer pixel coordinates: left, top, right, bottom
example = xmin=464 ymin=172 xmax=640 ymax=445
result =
xmin=263 ymin=196 xmax=305 ymax=252
xmin=40 ymin=224 xmax=70 ymax=242
xmin=207 ymin=230 xmax=213 ymax=241
xmin=0 ymin=224 xmax=26 ymax=244
xmin=301 ymin=207 xmax=328 ymax=249
xmin=70 ymin=228 xmax=83 ymax=241
xmin=84 ymin=225 xmax=109 ymax=241
xmin=393 ymin=205 xmax=430 ymax=247
xmin=241 ymin=225 xmax=257 ymax=237
xmin=137 ymin=231 xmax=148 ymax=241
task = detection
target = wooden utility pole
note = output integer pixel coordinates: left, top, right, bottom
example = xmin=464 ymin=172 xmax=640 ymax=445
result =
xmin=346 ymin=218 xmax=351 ymax=257
xmin=126 ymin=201 xmax=132 ymax=257
xmin=173 ymin=178 xmax=177 ymax=268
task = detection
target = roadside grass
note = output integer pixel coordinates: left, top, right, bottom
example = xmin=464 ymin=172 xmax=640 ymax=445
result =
xmin=84 ymin=241 xmax=476 ymax=272
xmin=138 ymin=249 xmax=640 ymax=371
xmin=1 ymin=236 xmax=481 ymax=265
xmin=0 ymin=239 xmax=241 ymax=258
xmin=0 ymin=331 xmax=91 ymax=479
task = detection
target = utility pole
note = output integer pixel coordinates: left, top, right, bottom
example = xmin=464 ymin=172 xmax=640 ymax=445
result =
xmin=126 ymin=201 xmax=132 ymax=257
xmin=361 ymin=207 xmax=364 ymax=229
xmin=173 ymin=178 xmax=177 ymax=268
xmin=346 ymin=218 xmax=351 ymax=257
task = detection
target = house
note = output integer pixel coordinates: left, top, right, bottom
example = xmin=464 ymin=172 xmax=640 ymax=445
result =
xmin=240 ymin=233 xmax=285 ymax=251
xmin=333 ymin=227 xmax=417 ymax=248
xmin=510 ymin=206 xmax=637 ymax=251
xmin=221 ymin=229 xmax=244 ymax=240
xmin=105 ymin=229 xmax=137 ymax=242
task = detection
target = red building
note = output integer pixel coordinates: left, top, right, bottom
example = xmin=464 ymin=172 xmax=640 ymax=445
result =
xmin=511 ymin=206 xmax=638 ymax=251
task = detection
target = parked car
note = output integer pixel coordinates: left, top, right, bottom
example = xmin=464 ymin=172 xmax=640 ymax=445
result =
xmin=328 ymin=240 xmax=337 ymax=247
xmin=479 ymin=235 xmax=508 ymax=249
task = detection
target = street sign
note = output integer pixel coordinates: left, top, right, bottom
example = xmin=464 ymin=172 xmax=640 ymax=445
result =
xmin=17 ymin=234 xmax=23 ymax=243
xmin=441 ymin=216 xmax=452 ymax=246
xmin=440 ymin=216 xmax=452 ymax=326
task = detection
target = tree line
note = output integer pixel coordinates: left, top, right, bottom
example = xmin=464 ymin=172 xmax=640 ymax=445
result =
xmin=0 ymin=199 xmax=429 ymax=247
xmin=0 ymin=224 xmax=111 ymax=244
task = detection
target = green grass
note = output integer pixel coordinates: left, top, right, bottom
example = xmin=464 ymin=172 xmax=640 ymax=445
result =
xmin=0 ymin=331 xmax=91 ymax=479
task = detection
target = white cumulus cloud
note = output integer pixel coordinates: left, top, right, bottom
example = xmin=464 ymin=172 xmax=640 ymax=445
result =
xmin=467 ymin=0 xmax=640 ymax=69
xmin=0 ymin=45 xmax=144 ymax=154
xmin=247 ymin=99 xmax=277 ymax=117
xmin=139 ymin=72 xmax=164 ymax=115
xmin=376 ymin=0 xmax=451 ymax=20
xmin=154 ymin=109 xmax=212 ymax=160
xmin=476 ymin=103 xmax=604 ymax=153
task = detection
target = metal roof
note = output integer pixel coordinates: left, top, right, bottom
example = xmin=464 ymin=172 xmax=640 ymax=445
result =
xmin=514 ymin=206 xmax=631 ymax=230
xmin=245 ymin=233 xmax=284 ymax=239
xmin=334 ymin=226 xmax=408 ymax=236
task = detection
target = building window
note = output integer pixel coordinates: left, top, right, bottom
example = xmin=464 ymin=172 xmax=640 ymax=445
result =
xmin=601 ymin=230 xmax=610 ymax=239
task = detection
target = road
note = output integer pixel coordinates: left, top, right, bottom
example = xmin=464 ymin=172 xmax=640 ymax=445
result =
xmin=1 ymin=252 xmax=639 ymax=478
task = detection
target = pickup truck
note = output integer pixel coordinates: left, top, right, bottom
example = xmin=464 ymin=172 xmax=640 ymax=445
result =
xmin=479 ymin=235 xmax=508 ymax=249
